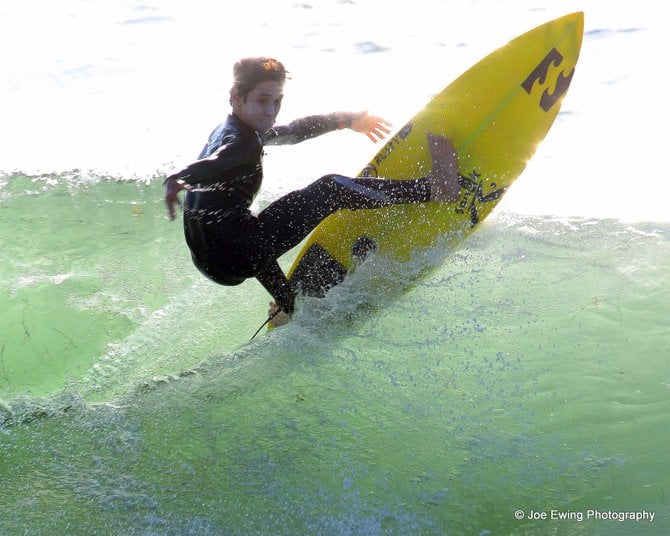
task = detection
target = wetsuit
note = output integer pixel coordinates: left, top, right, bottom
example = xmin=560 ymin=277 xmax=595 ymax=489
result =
xmin=172 ymin=112 xmax=431 ymax=314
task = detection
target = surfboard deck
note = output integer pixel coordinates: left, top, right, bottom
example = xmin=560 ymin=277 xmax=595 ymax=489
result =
xmin=283 ymin=12 xmax=584 ymax=309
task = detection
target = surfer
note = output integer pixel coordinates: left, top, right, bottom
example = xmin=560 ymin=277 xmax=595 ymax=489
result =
xmin=164 ymin=57 xmax=459 ymax=326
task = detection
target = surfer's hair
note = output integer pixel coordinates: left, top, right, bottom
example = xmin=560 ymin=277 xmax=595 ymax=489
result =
xmin=231 ymin=57 xmax=288 ymax=101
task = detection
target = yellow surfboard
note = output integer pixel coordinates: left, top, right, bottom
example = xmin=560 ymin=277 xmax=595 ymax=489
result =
xmin=285 ymin=12 xmax=584 ymax=301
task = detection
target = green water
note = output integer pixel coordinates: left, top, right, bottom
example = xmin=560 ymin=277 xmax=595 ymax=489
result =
xmin=1 ymin=174 xmax=669 ymax=534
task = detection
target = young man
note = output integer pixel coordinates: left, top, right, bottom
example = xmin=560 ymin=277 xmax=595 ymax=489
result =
xmin=164 ymin=57 xmax=459 ymax=325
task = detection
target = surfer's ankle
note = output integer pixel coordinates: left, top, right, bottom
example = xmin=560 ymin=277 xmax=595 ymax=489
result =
xmin=426 ymin=133 xmax=460 ymax=202
xmin=268 ymin=301 xmax=292 ymax=327
xmin=269 ymin=310 xmax=291 ymax=327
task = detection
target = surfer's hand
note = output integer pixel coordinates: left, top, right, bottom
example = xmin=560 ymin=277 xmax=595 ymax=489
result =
xmin=164 ymin=176 xmax=193 ymax=221
xmin=349 ymin=112 xmax=392 ymax=143
xmin=268 ymin=301 xmax=291 ymax=327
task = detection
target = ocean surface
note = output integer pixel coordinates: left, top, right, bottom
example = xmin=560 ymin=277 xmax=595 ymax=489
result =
xmin=1 ymin=1 xmax=668 ymax=534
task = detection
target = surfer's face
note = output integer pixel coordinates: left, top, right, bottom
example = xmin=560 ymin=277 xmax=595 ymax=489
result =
xmin=232 ymin=80 xmax=284 ymax=133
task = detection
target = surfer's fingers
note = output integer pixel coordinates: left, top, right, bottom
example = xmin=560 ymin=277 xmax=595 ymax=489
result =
xmin=166 ymin=202 xmax=177 ymax=221
xmin=367 ymin=125 xmax=391 ymax=143
xmin=368 ymin=117 xmax=392 ymax=136
xmin=374 ymin=117 xmax=392 ymax=132
xmin=366 ymin=131 xmax=380 ymax=143
xmin=165 ymin=194 xmax=183 ymax=220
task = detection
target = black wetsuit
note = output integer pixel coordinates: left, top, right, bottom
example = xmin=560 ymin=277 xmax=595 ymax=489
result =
xmin=173 ymin=113 xmax=431 ymax=314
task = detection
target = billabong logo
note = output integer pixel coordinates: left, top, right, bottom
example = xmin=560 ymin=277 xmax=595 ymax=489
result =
xmin=455 ymin=170 xmax=508 ymax=226
xmin=522 ymin=47 xmax=575 ymax=112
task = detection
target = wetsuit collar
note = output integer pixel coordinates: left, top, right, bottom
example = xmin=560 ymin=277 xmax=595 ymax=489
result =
xmin=229 ymin=113 xmax=262 ymax=137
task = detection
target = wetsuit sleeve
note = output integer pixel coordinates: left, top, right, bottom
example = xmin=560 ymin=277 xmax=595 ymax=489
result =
xmin=168 ymin=135 xmax=259 ymax=185
xmin=263 ymin=112 xmax=354 ymax=146
xmin=256 ymin=261 xmax=296 ymax=314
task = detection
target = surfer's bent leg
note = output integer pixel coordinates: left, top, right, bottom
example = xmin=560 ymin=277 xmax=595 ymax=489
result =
xmin=251 ymin=174 xmax=430 ymax=314
xmin=252 ymin=175 xmax=426 ymax=314
xmin=253 ymin=149 xmax=459 ymax=314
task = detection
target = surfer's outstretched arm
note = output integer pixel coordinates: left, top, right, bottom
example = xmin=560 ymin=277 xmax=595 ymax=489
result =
xmin=263 ymin=111 xmax=391 ymax=145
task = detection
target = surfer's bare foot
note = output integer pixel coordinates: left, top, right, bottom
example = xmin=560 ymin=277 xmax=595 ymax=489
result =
xmin=426 ymin=133 xmax=460 ymax=202
xmin=268 ymin=301 xmax=291 ymax=327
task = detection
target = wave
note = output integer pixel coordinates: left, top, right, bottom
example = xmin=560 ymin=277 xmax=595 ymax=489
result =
xmin=1 ymin=169 xmax=669 ymax=533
